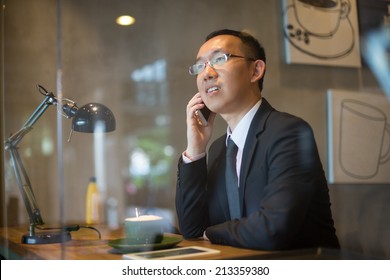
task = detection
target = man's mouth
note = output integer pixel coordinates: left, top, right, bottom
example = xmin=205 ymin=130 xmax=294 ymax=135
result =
xmin=206 ymin=86 xmax=219 ymax=94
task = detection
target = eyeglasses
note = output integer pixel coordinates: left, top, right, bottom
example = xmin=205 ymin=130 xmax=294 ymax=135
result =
xmin=188 ymin=53 xmax=255 ymax=75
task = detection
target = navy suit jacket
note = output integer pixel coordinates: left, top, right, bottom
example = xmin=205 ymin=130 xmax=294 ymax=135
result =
xmin=175 ymin=98 xmax=339 ymax=250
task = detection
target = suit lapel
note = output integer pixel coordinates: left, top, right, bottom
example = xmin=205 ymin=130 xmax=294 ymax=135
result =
xmin=208 ymin=136 xmax=231 ymax=220
xmin=239 ymin=98 xmax=274 ymax=215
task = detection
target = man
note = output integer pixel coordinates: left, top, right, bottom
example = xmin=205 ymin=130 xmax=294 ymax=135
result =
xmin=175 ymin=29 xmax=339 ymax=250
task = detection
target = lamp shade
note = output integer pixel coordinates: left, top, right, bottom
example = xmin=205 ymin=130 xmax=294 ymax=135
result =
xmin=72 ymin=103 xmax=116 ymax=133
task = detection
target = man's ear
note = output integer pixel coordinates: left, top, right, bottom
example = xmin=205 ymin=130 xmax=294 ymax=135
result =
xmin=251 ymin=60 xmax=266 ymax=83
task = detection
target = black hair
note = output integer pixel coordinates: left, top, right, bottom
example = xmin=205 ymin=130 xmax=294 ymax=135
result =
xmin=205 ymin=29 xmax=266 ymax=91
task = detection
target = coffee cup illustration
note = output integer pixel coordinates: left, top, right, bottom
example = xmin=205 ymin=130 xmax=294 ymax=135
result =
xmin=339 ymin=99 xmax=390 ymax=179
xmin=293 ymin=0 xmax=351 ymax=37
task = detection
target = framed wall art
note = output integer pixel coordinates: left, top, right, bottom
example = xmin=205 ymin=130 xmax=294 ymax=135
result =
xmin=282 ymin=0 xmax=361 ymax=67
xmin=327 ymin=89 xmax=390 ymax=184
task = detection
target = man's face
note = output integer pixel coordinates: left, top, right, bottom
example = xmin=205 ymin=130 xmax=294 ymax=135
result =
xmin=195 ymin=35 xmax=256 ymax=115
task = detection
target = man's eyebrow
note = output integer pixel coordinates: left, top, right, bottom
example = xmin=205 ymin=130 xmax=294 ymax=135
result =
xmin=195 ymin=49 xmax=223 ymax=62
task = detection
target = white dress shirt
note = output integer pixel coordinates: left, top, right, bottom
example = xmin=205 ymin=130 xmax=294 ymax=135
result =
xmin=226 ymin=99 xmax=261 ymax=185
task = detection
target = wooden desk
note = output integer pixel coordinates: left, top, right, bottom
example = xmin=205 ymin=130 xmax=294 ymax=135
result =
xmin=0 ymin=225 xmax=270 ymax=260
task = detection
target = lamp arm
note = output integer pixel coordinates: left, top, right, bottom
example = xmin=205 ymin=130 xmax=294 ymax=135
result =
xmin=4 ymin=92 xmax=56 ymax=226
xmin=6 ymin=93 xmax=55 ymax=147
xmin=8 ymin=145 xmax=44 ymax=225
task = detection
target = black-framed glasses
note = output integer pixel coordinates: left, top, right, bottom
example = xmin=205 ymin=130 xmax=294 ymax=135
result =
xmin=188 ymin=53 xmax=255 ymax=75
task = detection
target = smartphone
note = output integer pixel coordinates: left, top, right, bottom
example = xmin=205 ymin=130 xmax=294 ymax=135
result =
xmin=195 ymin=105 xmax=212 ymax=126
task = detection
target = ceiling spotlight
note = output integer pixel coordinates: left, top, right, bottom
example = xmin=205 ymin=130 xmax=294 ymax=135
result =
xmin=116 ymin=15 xmax=136 ymax=26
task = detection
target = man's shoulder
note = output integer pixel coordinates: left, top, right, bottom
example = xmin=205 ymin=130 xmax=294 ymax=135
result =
xmin=255 ymin=103 xmax=314 ymax=140
xmin=266 ymin=110 xmax=313 ymax=137
xmin=261 ymin=98 xmax=309 ymax=125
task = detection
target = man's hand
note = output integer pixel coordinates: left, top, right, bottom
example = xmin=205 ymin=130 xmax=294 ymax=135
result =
xmin=185 ymin=92 xmax=216 ymax=157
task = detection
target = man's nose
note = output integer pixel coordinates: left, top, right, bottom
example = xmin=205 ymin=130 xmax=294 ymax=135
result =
xmin=203 ymin=62 xmax=217 ymax=79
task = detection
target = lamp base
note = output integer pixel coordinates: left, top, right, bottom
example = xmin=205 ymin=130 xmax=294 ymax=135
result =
xmin=22 ymin=231 xmax=72 ymax=244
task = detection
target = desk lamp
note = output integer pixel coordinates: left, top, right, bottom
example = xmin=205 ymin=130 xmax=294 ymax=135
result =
xmin=4 ymin=85 xmax=116 ymax=244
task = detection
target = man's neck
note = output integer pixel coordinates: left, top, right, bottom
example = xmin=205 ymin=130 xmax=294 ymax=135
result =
xmin=223 ymin=96 xmax=261 ymax=132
